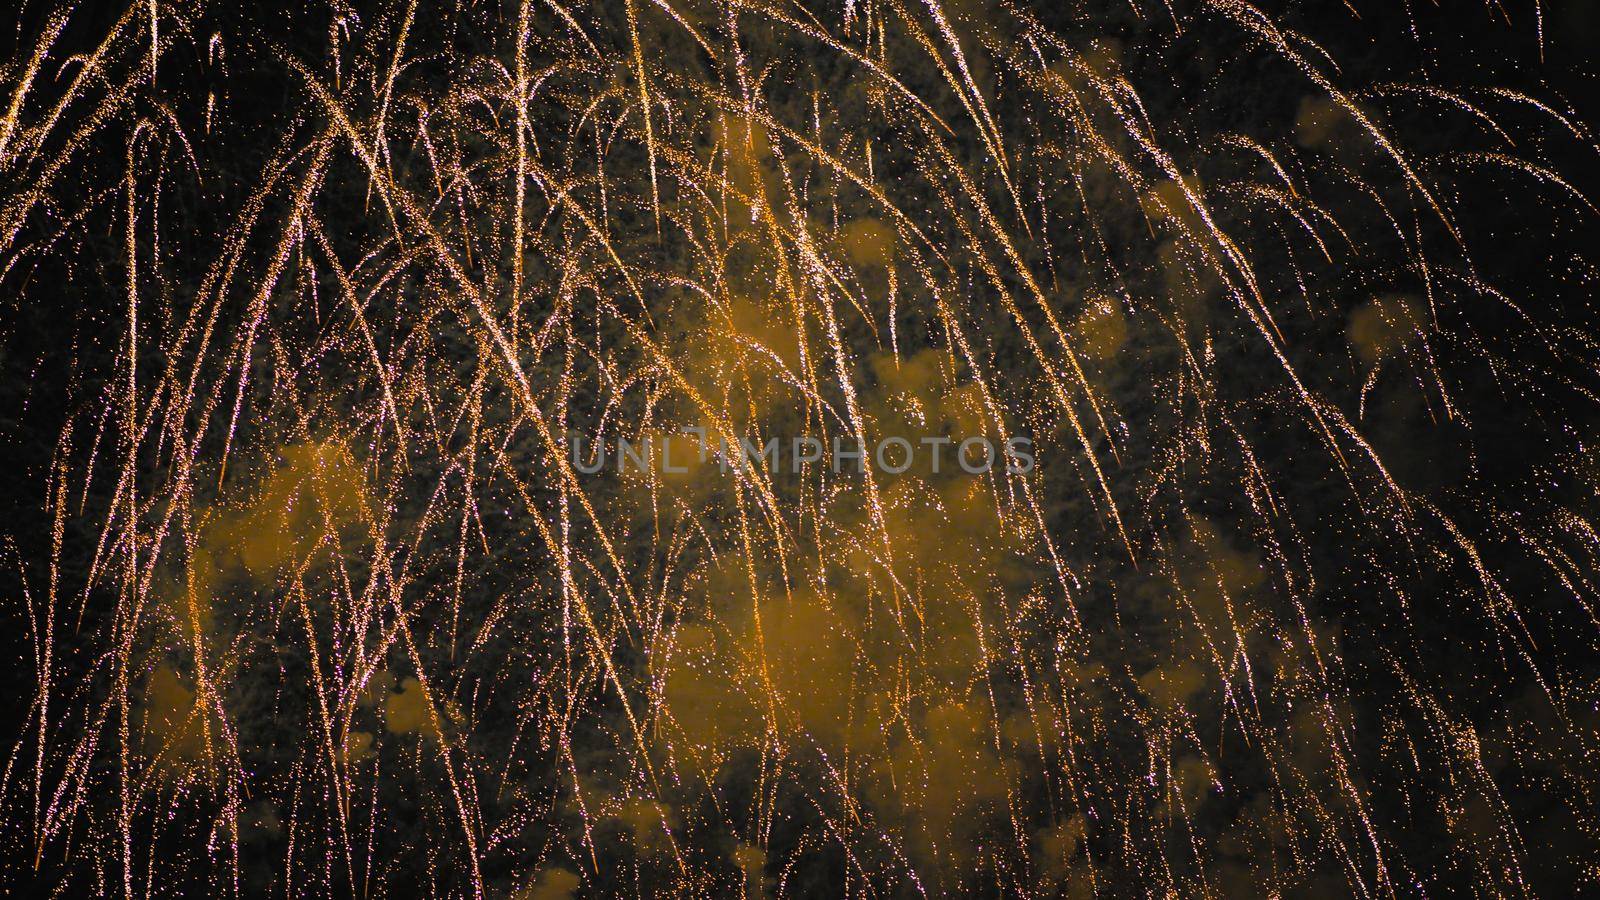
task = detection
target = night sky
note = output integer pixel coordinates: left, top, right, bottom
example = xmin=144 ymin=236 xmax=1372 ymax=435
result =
xmin=3 ymin=1 xmax=1599 ymax=896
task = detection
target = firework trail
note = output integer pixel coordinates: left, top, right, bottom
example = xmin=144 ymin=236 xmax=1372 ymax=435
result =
xmin=2 ymin=0 xmax=1599 ymax=896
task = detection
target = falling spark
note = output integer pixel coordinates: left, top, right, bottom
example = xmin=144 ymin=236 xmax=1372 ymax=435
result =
xmin=2 ymin=1 xmax=1599 ymax=897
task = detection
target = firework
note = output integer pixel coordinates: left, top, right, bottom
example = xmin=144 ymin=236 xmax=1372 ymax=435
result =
xmin=2 ymin=1 xmax=1598 ymax=896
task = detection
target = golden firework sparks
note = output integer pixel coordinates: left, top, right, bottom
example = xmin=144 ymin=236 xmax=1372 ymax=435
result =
xmin=2 ymin=1 xmax=1598 ymax=896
